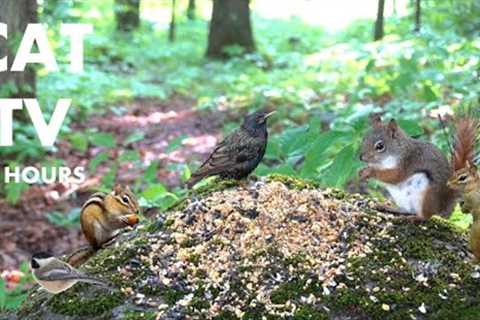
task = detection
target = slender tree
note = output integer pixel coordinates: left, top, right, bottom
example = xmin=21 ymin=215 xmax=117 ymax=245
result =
xmin=374 ymin=0 xmax=386 ymax=41
xmin=115 ymin=0 xmax=140 ymax=31
xmin=414 ymin=0 xmax=421 ymax=32
xmin=187 ymin=0 xmax=195 ymax=20
xmin=206 ymin=0 xmax=255 ymax=59
xmin=169 ymin=0 xmax=176 ymax=42
xmin=0 ymin=0 xmax=37 ymax=97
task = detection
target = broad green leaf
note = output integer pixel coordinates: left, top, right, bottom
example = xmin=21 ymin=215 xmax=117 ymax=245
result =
xmin=0 ymin=279 xmax=6 ymax=309
xmin=89 ymin=152 xmax=110 ymax=172
xmin=118 ymin=150 xmax=140 ymax=162
xmin=321 ymin=143 xmax=356 ymax=188
xmin=102 ymin=164 xmax=118 ymax=188
xmin=5 ymin=182 xmax=29 ymax=205
xmin=398 ymin=119 xmax=424 ymax=137
xmin=166 ymin=135 xmax=187 ymax=153
xmin=89 ymin=132 xmax=117 ymax=148
xmin=143 ymin=161 xmax=159 ymax=184
xmin=124 ymin=132 xmax=145 ymax=145
xmin=47 ymin=208 xmax=81 ymax=228
xmin=142 ymin=184 xmax=167 ymax=201
xmin=302 ymin=130 xmax=345 ymax=174
xmin=69 ymin=132 xmax=88 ymax=153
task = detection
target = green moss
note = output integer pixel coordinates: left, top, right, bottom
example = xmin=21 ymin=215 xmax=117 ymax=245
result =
xmin=325 ymin=210 xmax=480 ymax=320
xmin=186 ymin=253 xmax=200 ymax=264
xmin=293 ymin=305 xmax=328 ymax=319
xmin=267 ymin=174 xmax=318 ymax=190
xmin=164 ymin=218 xmax=175 ymax=227
xmin=48 ymin=288 xmax=124 ymax=316
xmin=213 ymin=310 xmax=237 ymax=319
xmin=123 ymin=310 xmax=156 ymax=320
xmin=163 ymin=288 xmax=187 ymax=305
xmin=180 ymin=237 xmax=198 ymax=248
xmin=195 ymin=178 xmax=240 ymax=195
xmin=13 ymin=176 xmax=480 ymax=319
xmin=271 ymin=280 xmax=308 ymax=304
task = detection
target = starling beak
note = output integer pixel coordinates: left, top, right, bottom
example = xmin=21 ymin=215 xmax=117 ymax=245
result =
xmin=187 ymin=110 xmax=274 ymax=188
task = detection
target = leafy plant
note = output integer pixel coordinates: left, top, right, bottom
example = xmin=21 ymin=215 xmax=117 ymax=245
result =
xmin=0 ymin=262 xmax=33 ymax=311
xmin=47 ymin=208 xmax=82 ymax=228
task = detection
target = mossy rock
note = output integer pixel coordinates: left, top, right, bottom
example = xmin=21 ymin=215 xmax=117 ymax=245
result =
xmin=4 ymin=175 xmax=479 ymax=320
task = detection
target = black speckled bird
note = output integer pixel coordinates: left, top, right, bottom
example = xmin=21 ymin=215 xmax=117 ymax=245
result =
xmin=187 ymin=110 xmax=275 ymax=188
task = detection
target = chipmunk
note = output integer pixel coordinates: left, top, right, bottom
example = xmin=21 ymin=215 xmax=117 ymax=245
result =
xmin=359 ymin=114 xmax=477 ymax=221
xmin=67 ymin=185 xmax=140 ymax=267
xmin=448 ymin=161 xmax=480 ymax=260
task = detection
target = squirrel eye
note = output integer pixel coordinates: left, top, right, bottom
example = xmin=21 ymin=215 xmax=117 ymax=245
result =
xmin=122 ymin=195 xmax=130 ymax=204
xmin=374 ymin=140 xmax=385 ymax=152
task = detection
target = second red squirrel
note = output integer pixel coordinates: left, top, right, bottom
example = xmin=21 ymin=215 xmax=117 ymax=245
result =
xmin=359 ymin=114 xmax=477 ymax=221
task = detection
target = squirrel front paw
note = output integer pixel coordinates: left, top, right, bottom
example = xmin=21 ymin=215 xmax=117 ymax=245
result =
xmin=359 ymin=167 xmax=373 ymax=180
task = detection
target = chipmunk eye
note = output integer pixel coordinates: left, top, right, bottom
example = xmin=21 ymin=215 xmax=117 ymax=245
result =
xmin=374 ymin=140 xmax=385 ymax=152
xmin=122 ymin=195 xmax=130 ymax=204
xmin=458 ymin=175 xmax=468 ymax=182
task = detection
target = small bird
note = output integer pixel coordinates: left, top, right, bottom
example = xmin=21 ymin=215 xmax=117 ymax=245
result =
xmin=31 ymin=252 xmax=111 ymax=294
xmin=187 ymin=110 xmax=275 ymax=188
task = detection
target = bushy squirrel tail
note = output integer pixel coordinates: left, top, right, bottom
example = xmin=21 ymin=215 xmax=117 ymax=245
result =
xmin=66 ymin=245 xmax=96 ymax=268
xmin=452 ymin=116 xmax=479 ymax=171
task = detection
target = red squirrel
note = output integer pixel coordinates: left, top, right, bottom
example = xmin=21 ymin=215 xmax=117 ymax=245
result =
xmin=359 ymin=114 xmax=477 ymax=221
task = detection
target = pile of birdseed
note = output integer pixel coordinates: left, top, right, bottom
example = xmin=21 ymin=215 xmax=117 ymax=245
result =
xmin=145 ymin=180 xmax=378 ymax=318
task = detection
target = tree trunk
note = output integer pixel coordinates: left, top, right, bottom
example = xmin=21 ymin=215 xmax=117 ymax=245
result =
xmin=374 ymin=0 xmax=385 ymax=41
xmin=169 ymin=0 xmax=176 ymax=42
xmin=414 ymin=0 xmax=421 ymax=32
xmin=0 ymin=0 xmax=37 ymax=97
xmin=187 ymin=0 xmax=195 ymax=20
xmin=115 ymin=0 xmax=140 ymax=32
xmin=206 ymin=0 xmax=255 ymax=59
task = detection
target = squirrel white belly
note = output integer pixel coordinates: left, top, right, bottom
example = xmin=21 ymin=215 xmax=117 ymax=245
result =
xmin=359 ymin=114 xmax=477 ymax=221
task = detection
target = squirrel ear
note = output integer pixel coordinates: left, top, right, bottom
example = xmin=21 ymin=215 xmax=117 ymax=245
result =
xmin=369 ymin=113 xmax=383 ymax=128
xmin=387 ymin=119 xmax=399 ymax=138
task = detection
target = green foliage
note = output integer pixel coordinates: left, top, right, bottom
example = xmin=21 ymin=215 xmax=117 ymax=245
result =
xmin=5 ymin=182 xmax=29 ymax=205
xmin=3 ymin=1 xmax=478 ymax=224
xmin=47 ymin=208 xmax=82 ymax=228
xmin=0 ymin=263 xmax=33 ymax=311
xmin=140 ymin=183 xmax=179 ymax=210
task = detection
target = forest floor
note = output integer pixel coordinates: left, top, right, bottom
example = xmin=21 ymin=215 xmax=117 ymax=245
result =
xmin=0 ymin=97 xmax=228 ymax=274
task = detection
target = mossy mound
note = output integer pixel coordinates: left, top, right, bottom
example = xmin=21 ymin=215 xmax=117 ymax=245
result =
xmin=4 ymin=176 xmax=480 ymax=320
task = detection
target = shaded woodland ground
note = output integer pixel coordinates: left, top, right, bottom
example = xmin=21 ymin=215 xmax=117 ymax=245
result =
xmin=0 ymin=0 xmax=479 ymax=312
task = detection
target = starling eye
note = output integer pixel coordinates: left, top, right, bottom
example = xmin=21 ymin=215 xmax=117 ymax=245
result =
xmin=374 ymin=140 xmax=385 ymax=152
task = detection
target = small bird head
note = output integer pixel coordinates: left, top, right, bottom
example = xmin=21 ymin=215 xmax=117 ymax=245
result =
xmin=31 ymin=252 xmax=54 ymax=269
xmin=242 ymin=110 xmax=276 ymax=131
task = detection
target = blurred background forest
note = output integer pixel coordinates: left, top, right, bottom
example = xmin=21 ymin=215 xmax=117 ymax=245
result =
xmin=0 ymin=0 xmax=479 ymax=310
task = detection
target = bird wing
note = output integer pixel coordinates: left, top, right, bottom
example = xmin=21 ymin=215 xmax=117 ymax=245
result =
xmin=37 ymin=262 xmax=109 ymax=287
xmin=192 ymin=129 xmax=262 ymax=177
xmin=36 ymin=262 xmax=85 ymax=281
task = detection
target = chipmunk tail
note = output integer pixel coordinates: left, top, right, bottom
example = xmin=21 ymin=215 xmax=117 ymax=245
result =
xmin=452 ymin=116 xmax=479 ymax=171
